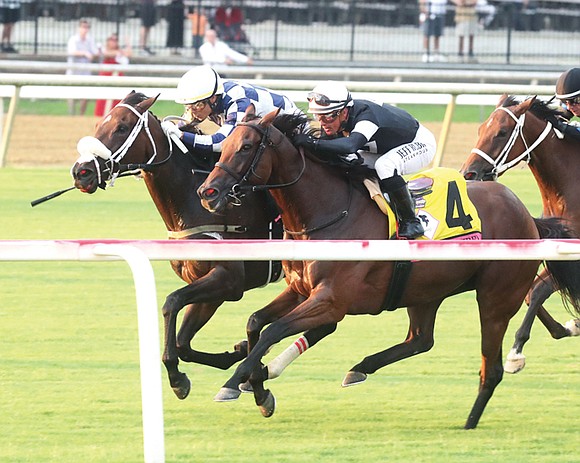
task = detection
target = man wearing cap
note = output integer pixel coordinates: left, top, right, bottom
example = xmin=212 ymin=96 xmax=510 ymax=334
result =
xmin=554 ymin=68 xmax=580 ymax=143
xmin=160 ymin=65 xmax=301 ymax=154
xmin=293 ymin=81 xmax=437 ymax=240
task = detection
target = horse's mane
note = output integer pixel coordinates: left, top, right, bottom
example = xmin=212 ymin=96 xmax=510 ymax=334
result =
xmin=502 ymin=95 xmax=569 ymax=123
xmin=272 ymin=112 xmax=375 ymax=183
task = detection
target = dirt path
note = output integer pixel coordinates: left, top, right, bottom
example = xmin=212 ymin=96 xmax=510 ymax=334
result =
xmin=6 ymin=116 xmax=479 ymax=170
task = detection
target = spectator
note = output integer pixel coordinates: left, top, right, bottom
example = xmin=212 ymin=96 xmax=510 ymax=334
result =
xmin=188 ymin=7 xmax=208 ymax=58
xmin=0 ymin=0 xmax=20 ymax=53
xmin=419 ymin=0 xmax=448 ymax=62
xmin=94 ymin=33 xmax=131 ymax=117
xmin=139 ymin=0 xmax=157 ymax=55
xmin=213 ymin=2 xmax=247 ymax=43
xmin=166 ymin=0 xmax=184 ymax=55
xmin=452 ymin=0 xmax=478 ymax=62
xmin=199 ymin=28 xmax=252 ymax=66
xmin=510 ymin=0 xmax=529 ymax=31
xmin=66 ymin=19 xmax=100 ymax=115
xmin=475 ymin=0 xmax=496 ymax=28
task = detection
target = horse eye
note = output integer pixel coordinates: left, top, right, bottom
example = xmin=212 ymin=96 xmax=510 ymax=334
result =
xmin=117 ymin=124 xmax=129 ymax=134
xmin=241 ymin=143 xmax=253 ymax=151
xmin=497 ymin=129 xmax=507 ymax=138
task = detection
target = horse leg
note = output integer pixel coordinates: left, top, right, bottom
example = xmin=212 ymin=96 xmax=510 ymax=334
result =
xmin=215 ymin=285 xmax=304 ymax=402
xmin=343 ymin=302 xmax=441 ymax=386
xmin=238 ymin=323 xmax=338 ymax=394
xmin=217 ymin=290 xmax=341 ymax=418
xmin=162 ymin=263 xmax=246 ymax=399
xmin=504 ymin=270 xmax=577 ymax=374
xmin=504 ymin=275 xmax=554 ymax=373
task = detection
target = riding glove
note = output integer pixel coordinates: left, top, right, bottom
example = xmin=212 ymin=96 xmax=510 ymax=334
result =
xmin=161 ymin=121 xmax=183 ymax=139
xmin=292 ymin=134 xmax=319 ymax=150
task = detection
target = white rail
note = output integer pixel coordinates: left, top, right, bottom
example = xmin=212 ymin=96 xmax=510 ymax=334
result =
xmin=0 ymin=73 xmax=555 ymax=168
xmin=2 ymin=238 xmax=580 ymax=463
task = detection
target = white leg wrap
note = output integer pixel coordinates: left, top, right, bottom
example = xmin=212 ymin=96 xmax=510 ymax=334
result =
xmin=565 ymin=318 xmax=580 ymax=336
xmin=267 ymin=335 xmax=309 ymax=380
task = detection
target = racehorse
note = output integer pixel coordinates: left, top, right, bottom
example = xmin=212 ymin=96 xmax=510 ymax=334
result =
xmin=198 ymin=107 xmax=580 ymax=429
xmin=70 ymin=92 xmax=334 ymax=400
xmin=460 ymin=94 xmax=580 ymax=374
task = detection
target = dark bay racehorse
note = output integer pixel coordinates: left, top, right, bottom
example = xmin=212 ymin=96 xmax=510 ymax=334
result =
xmin=461 ymin=94 xmax=580 ymax=374
xmin=198 ymin=108 xmax=580 ymax=429
xmin=70 ymin=92 xmax=334 ymax=400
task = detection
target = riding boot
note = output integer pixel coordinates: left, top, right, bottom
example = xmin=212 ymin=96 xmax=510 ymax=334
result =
xmin=379 ymin=175 xmax=424 ymax=240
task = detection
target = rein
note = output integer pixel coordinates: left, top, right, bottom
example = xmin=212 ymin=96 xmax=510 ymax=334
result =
xmin=215 ymin=122 xmax=306 ymax=195
xmin=470 ymin=106 xmax=553 ymax=178
xmin=215 ymin=120 xmax=350 ymax=236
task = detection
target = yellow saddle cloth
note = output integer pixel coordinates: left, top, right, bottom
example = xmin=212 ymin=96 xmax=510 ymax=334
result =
xmin=364 ymin=167 xmax=482 ymax=240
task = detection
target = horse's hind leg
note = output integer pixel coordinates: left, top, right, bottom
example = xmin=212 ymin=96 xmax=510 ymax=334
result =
xmin=343 ymin=302 xmax=441 ymax=386
xmin=505 ymin=272 xmax=574 ymax=374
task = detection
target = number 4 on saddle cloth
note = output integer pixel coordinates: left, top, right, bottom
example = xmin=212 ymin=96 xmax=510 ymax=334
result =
xmin=364 ymin=167 xmax=482 ymax=241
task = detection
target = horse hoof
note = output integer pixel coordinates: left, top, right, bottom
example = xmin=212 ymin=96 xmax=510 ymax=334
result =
xmin=565 ymin=318 xmax=580 ymax=336
xmin=504 ymin=349 xmax=525 ymax=374
xmin=342 ymin=371 xmax=368 ymax=387
xmin=258 ymin=390 xmax=276 ymax=418
xmin=214 ymin=387 xmax=242 ymax=402
xmin=239 ymin=381 xmax=253 ymax=393
xmin=172 ymin=376 xmax=191 ymax=400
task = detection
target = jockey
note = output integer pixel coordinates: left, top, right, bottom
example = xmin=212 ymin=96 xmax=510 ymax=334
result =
xmin=160 ymin=65 xmax=302 ymax=154
xmin=555 ymin=67 xmax=580 ymax=143
xmin=293 ymin=81 xmax=436 ymax=240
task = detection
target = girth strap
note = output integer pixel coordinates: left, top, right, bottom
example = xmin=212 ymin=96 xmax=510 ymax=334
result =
xmin=167 ymin=224 xmax=247 ymax=239
xmin=382 ymin=260 xmax=413 ymax=311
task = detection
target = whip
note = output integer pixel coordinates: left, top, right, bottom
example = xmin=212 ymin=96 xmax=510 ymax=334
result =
xmin=30 ymin=186 xmax=76 ymax=207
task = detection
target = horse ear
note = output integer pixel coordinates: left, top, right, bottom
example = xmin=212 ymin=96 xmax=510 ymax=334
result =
xmin=243 ymin=104 xmax=257 ymax=121
xmin=260 ymin=108 xmax=281 ymax=127
xmin=497 ymin=93 xmax=509 ymax=108
xmin=519 ymin=95 xmax=537 ymax=113
xmin=137 ymin=94 xmax=160 ymax=112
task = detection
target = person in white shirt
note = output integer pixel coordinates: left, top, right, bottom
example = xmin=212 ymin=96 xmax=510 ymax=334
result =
xmin=199 ymin=28 xmax=252 ymax=66
xmin=419 ymin=0 xmax=448 ymax=63
xmin=66 ymin=19 xmax=100 ymax=115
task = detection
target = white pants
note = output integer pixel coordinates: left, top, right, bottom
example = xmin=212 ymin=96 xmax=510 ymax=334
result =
xmin=363 ymin=124 xmax=437 ymax=180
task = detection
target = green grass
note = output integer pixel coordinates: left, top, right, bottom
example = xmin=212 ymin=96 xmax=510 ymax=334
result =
xmin=17 ymin=99 xmax=494 ymax=123
xmin=0 ymin=168 xmax=577 ymax=463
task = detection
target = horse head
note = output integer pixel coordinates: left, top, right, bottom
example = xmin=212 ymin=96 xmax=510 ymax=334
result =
xmin=199 ymin=106 xmax=306 ymax=214
xmin=71 ymin=91 xmax=165 ymax=193
xmin=461 ymin=93 xmax=568 ymax=182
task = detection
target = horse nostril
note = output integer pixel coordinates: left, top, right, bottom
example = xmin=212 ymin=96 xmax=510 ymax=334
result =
xmin=203 ymin=187 xmax=218 ymax=199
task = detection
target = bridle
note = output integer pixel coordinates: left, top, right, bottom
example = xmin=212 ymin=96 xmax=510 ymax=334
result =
xmin=212 ymin=121 xmax=352 ymax=236
xmin=75 ymin=103 xmax=175 ymax=188
xmin=214 ymin=122 xmax=306 ymax=204
xmin=469 ymin=105 xmax=553 ymax=180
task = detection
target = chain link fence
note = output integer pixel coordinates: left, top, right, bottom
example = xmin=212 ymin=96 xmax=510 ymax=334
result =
xmin=7 ymin=0 xmax=580 ymax=65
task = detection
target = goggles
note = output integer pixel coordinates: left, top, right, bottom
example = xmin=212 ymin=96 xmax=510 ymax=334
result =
xmin=316 ymin=109 xmax=342 ymax=123
xmin=186 ymin=100 xmax=208 ymax=111
xmin=307 ymin=92 xmax=346 ymax=107
xmin=561 ymin=96 xmax=580 ymax=108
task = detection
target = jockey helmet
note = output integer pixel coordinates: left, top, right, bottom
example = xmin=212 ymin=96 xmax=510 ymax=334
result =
xmin=175 ymin=65 xmax=224 ymax=104
xmin=555 ymin=68 xmax=580 ymax=100
xmin=307 ymin=81 xmax=353 ymax=114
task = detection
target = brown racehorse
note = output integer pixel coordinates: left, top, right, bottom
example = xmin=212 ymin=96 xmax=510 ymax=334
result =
xmin=198 ymin=107 xmax=580 ymax=429
xmin=70 ymin=92 xmax=336 ymax=401
xmin=460 ymin=94 xmax=580 ymax=374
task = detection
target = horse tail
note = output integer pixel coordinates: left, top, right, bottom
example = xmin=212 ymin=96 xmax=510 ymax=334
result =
xmin=534 ymin=217 xmax=580 ymax=317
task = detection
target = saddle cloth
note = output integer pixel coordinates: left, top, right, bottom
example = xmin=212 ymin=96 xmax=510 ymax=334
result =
xmin=364 ymin=167 xmax=482 ymax=240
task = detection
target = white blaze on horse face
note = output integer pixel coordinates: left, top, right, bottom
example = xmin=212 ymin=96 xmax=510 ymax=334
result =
xmin=76 ymin=136 xmax=112 ymax=160
xmin=102 ymin=114 xmax=113 ymax=125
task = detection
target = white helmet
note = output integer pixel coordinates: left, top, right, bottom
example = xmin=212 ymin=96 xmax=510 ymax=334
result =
xmin=307 ymin=81 xmax=353 ymax=114
xmin=175 ymin=65 xmax=224 ymax=104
